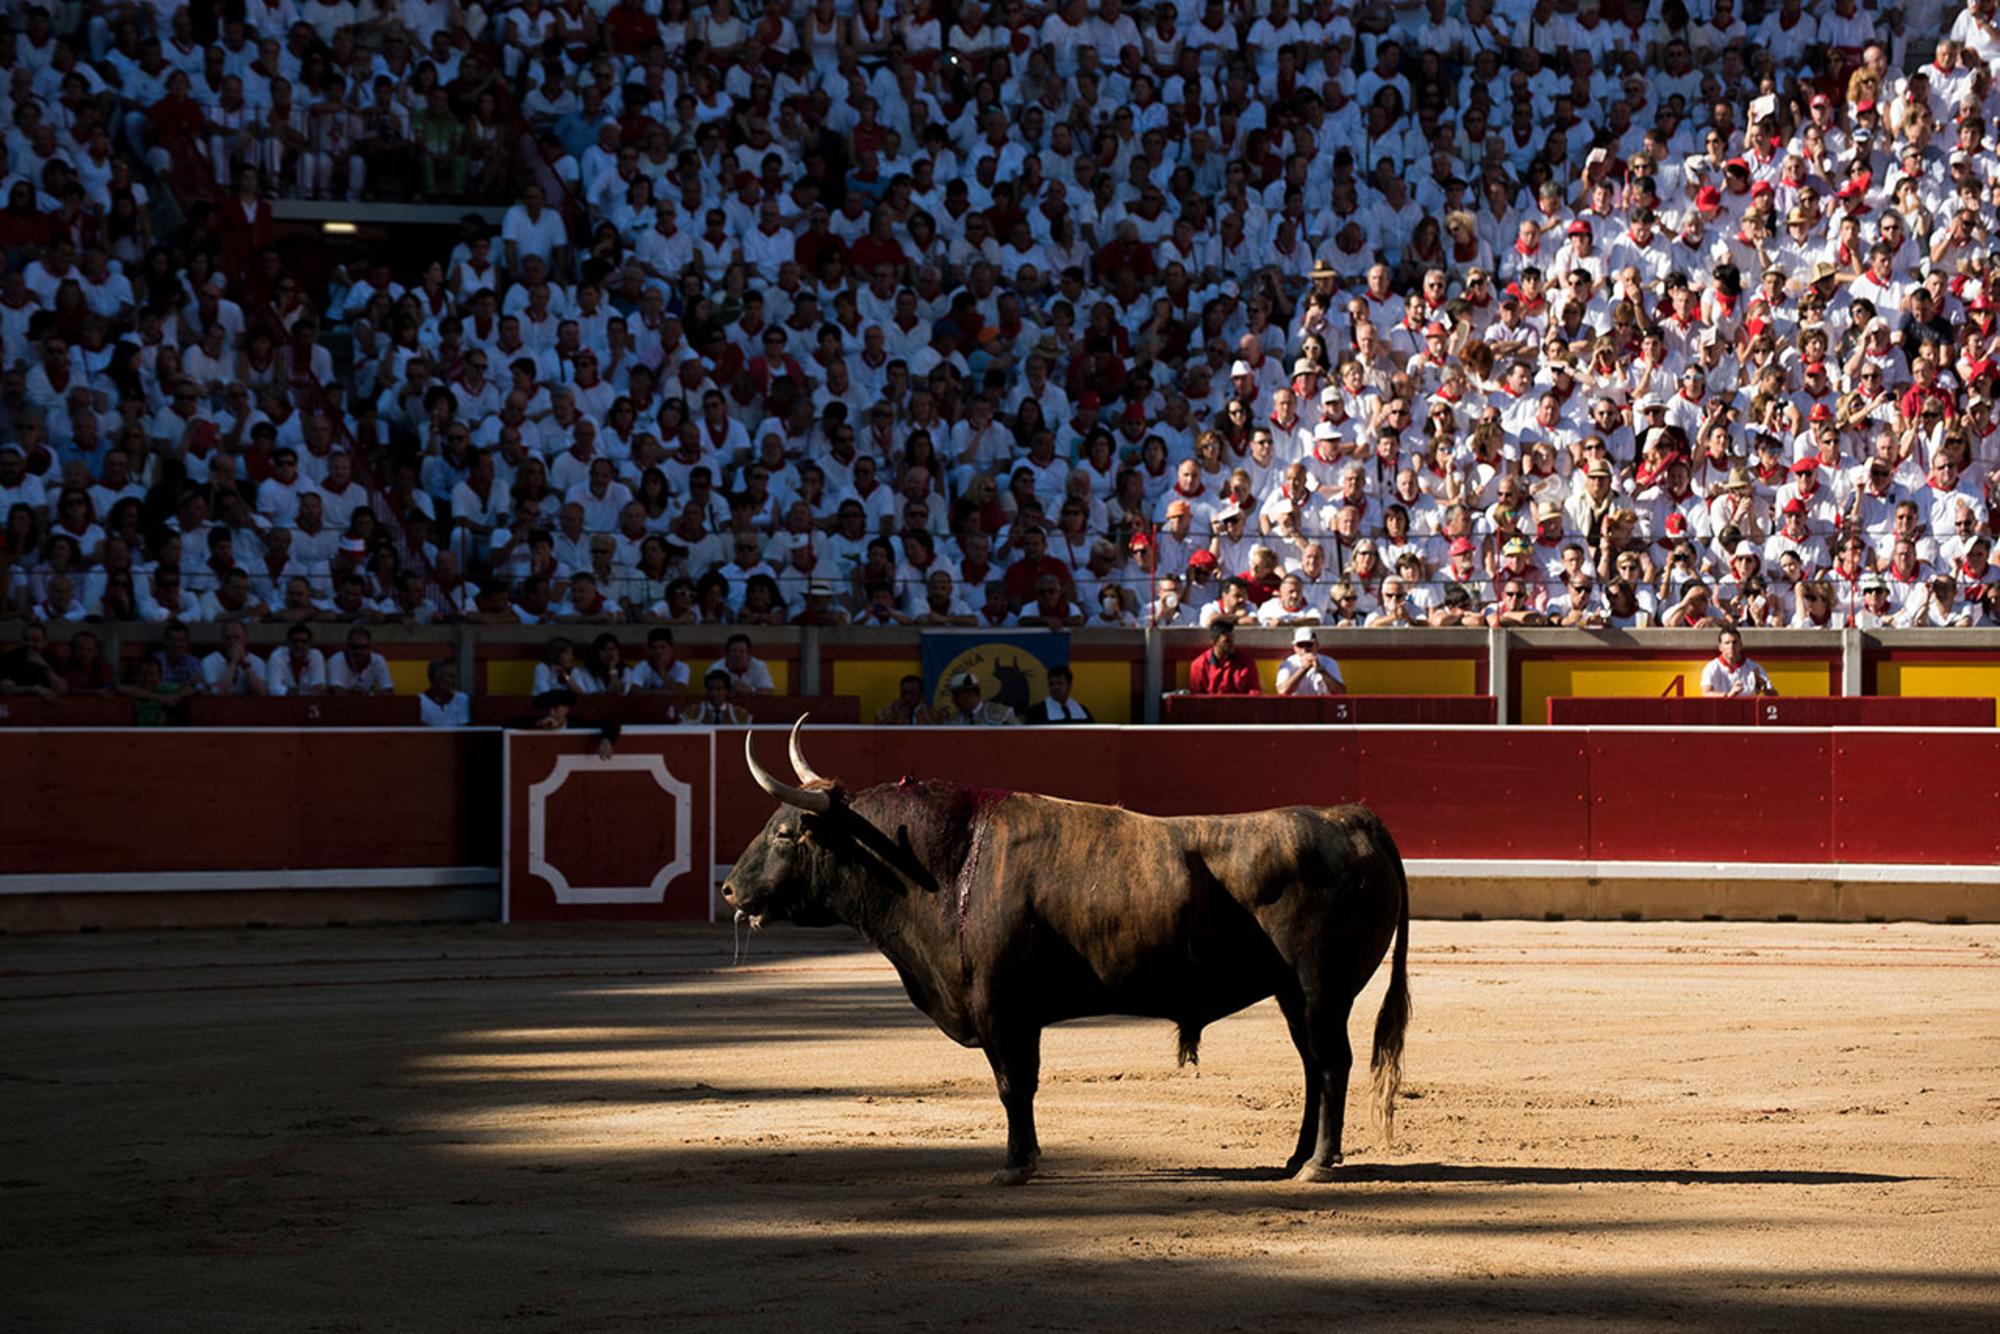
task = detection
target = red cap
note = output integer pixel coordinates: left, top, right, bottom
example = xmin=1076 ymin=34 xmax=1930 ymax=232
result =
xmin=1128 ymin=531 xmax=1153 ymax=549
xmin=1448 ymin=536 xmax=1475 ymax=556
xmin=1803 ymin=360 xmax=1827 ymax=374
xmin=1425 ymin=321 xmax=1447 ymax=335
xmin=1078 ymin=392 xmax=1102 ymax=409
xmin=1807 ymin=404 xmax=1833 ymax=422
xmin=1124 ymin=402 xmax=1147 ymax=421
xmin=1695 ymin=186 xmax=1723 ymax=209
xmin=1811 ymin=93 xmax=1830 ymax=108
xmin=1856 ymin=98 xmax=1877 ymax=113
xmin=1750 ymin=180 xmax=1774 ymax=196
xmin=1725 ymin=157 xmax=1750 ymax=173
xmin=1567 ymin=219 xmax=1592 ymax=236
xmin=1187 ymin=549 xmax=1218 ymax=569
xmin=1783 ymin=497 xmax=1807 ymax=514
xmin=1665 ymin=513 xmax=1687 ymax=535
xmin=1792 ymin=453 xmax=1822 ymax=470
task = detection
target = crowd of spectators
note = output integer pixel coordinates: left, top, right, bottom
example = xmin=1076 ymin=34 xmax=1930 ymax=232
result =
xmin=2 ymin=0 xmax=2000 ymax=680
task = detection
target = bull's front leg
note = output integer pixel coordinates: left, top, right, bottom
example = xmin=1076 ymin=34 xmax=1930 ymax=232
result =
xmin=983 ymin=1028 xmax=1042 ymax=1186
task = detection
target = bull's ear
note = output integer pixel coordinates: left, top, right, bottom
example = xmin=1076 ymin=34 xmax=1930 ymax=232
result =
xmin=798 ymin=789 xmax=848 ymax=841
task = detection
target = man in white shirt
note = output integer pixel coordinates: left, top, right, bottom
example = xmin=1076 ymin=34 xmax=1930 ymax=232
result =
xmin=706 ymin=633 xmax=775 ymax=695
xmin=266 ymin=624 xmax=327 ymax=696
xmin=1275 ymin=627 xmax=1347 ymax=696
xmin=200 ymin=621 xmax=268 ymax=696
xmin=419 ymin=659 xmax=471 ymax=727
xmin=1698 ymin=628 xmax=1775 ymax=697
xmin=328 ymin=627 xmax=396 ymax=695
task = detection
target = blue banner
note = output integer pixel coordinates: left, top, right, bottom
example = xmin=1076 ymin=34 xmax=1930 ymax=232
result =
xmin=921 ymin=631 xmax=1071 ymax=716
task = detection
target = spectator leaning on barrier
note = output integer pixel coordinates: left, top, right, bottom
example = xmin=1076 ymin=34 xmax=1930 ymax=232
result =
xmin=707 ymin=633 xmax=775 ymax=696
xmin=627 ymin=628 xmax=689 ymax=694
xmin=420 ymin=659 xmax=470 ymax=729
xmin=1189 ymin=618 xmax=1260 ymax=697
xmin=201 ymin=621 xmax=267 ymax=697
xmin=1700 ymin=629 xmax=1778 ymax=698
xmin=328 ymin=628 xmax=394 ymax=696
xmin=268 ymin=625 xmax=328 ymax=697
xmin=1276 ymin=628 xmax=1346 ymax=698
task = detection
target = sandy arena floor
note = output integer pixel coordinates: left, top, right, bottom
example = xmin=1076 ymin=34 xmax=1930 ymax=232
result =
xmin=2 ymin=920 xmax=1997 ymax=1331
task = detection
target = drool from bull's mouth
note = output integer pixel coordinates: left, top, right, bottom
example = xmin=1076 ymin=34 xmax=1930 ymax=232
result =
xmin=740 ymin=717 xmax=1411 ymax=1186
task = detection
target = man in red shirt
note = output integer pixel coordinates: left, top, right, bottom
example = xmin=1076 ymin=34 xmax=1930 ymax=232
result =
xmin=1188 ymin=618 xmax=1260 ymax=695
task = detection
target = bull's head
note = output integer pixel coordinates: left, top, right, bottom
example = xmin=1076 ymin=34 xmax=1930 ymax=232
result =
xmin=722 ymin=716 xmax=845 ymax=927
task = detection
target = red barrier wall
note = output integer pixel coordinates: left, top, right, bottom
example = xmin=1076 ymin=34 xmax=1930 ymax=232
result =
xmin=8 ymin=727 xmax=1993 ymax=922
xmin=714 ymin=726 xmax=2000 ymax=869
xmin=1549 ymin=697 xmax=1994 ymax=727
xmin=0 ymin=730 xmax=497 ymax=874
xmin=1160 ymin=696 xmax=1498 ymax=724
xmin=503 ymin=730 xmax=714 ymax=922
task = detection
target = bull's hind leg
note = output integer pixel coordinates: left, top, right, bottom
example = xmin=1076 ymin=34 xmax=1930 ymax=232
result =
xmin=1275 ymin=985 xmax=1323 ymax=1175
xmin=1293 ymin=989 xmax=1358 ymax=1183
xmin=984 ymin=1028 xmax=1042 ymax=1186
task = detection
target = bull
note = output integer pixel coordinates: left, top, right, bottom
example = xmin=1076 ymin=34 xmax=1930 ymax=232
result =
xmin=722 ymin=719 xmax=1411 ymax=1185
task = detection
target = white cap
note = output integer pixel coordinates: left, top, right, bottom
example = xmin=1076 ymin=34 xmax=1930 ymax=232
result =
xmin=1230 ymin=359 xmax=1254 ymax=377
xmin=1292 ymin=626 xmax=1318 ymax=645
xmin=1314 ymin=421 xmax=1340 ymax=439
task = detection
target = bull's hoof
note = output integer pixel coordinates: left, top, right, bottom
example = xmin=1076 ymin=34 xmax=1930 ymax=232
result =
xmin=1293 ymin=1156 xmax=1344 ymax=1183
xmin=991 ymin=1163 xmax=1037 ymax=1187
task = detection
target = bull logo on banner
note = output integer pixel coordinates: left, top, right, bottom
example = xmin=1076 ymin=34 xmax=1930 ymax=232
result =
xmin=922 ymin=631 xmax=1068 ymax=715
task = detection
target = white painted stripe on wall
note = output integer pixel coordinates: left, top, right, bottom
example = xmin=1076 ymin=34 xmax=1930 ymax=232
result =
xmin=0 ymin=867 xmax=499 ymax=895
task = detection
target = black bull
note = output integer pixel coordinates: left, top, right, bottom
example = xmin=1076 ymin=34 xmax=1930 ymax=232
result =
xmin=723 ymin=722 xmax=1411 ymax=1185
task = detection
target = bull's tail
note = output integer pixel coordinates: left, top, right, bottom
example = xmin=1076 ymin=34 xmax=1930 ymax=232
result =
xmin=1367 ymin=823 xmax=1412 ymax=1149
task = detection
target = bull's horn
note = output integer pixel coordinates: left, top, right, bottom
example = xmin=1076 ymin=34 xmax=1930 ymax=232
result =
xmin=787 ymin=714 xmax=829 ymax=787
xmin=746 ymin=727 xmax=831 ymax=812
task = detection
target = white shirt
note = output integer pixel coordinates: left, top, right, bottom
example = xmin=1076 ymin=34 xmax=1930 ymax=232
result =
xmin=200 ymin=649 xmax=267 ymax=695
xmin=420 ymin=690 xmax=471 ymax=727
xmin=1276 ymin=651 xmax=1346 ymax=696
xmin=266 ymin=646 xmax=327 ymax=696
xmin=706 ymin=655 xmax=775 ymax=694
xmin=328 ymin=650 xmax=395 ymax=693
xmin=627 ymin=659 xmax=691 ymax=692
xmin=1698 ymin=654 xmax=1771 ymax=696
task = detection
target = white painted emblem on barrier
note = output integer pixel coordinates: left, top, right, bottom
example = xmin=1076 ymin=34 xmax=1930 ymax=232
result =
xmin=527 ymin=754 xmax=692 ymax=903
